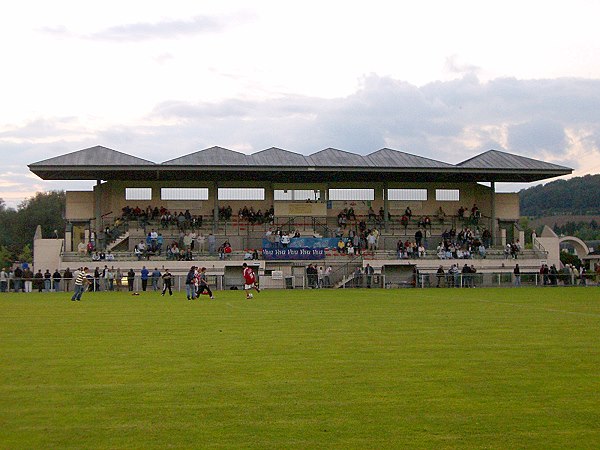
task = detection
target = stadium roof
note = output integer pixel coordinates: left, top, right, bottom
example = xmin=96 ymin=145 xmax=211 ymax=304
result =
xmin=29 ymin=145 xmax=572 ymax=183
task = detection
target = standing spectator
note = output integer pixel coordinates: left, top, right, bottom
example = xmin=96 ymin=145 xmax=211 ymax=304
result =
xmin=43 ymin=269 xmax=52 ymax=291
xmin=306 ymin=264 xmax=318 ymax=288
xmin=101 ymin=265 xmax=109 ymax=291
xmin=324 ymin=266 xmax=333 ymax=288
xmin=106 ymin=267 xmax=115 ymax=291
xmin=514 ymin=264 xmax=521 ymax=287
xmin=35 ymin=270 xmax=45 ymax=292
xmin=0 ymin=268 xmax=7 ymax=292
xmin=436 ymin=265 xmax=445 ymax=288
xmin=115 ymin=268 xmax=123 ymax=291
xmin=13 ymin=266 xmax=23 ymax=292
xmin=93 ymin=267 xmax=101 ymax=292
xmin=127 ymin=268 xmax=135 ymax=292
xmin=365 ymin=264 xmax=374 ymax=288
xmin=151 ymin=268 xmax=161 ymax=291
xmin=63 ymin=267 xmax=73 ymax=292
xmin=161 ymin=269 xmax=173 ymax=296
xmin=185 ymin=266 xmax=197 ymax=300
xmin=353 ymin=266 xmax=363 ymax=288
xmin=140 ymin=266 xmax=149 ymax=291
xmin=52 ymin=269 xmax=62 ymax=292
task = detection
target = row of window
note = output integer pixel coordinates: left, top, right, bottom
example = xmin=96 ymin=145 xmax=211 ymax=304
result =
xmin=125 ymin=188 xmax=460 ymax=202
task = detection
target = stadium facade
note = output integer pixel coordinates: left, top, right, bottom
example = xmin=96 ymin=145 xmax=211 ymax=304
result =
xmin=29 ymin=145 xmax=572 ymax=288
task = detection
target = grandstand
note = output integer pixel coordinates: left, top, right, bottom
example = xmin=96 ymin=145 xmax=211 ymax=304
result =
xmin=29 ymin=145 xmax=572 ymax=288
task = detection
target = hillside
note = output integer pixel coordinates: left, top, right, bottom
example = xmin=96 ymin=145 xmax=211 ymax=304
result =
xmin=519 ymin=174 xmax=600 ymax=216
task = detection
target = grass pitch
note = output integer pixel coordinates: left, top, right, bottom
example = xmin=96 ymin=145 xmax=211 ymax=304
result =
xmin=1 ymin=287 xmax=599 ymax=449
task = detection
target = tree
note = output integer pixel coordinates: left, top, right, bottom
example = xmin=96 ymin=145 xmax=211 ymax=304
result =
xmin=560 ymin=251 xmax=581 ymax=268
xmin=18 ymin=244 xmax=33 ymax=264
xmin=0 ymin=245 xmax=12 ymax=269
xmin=0 ymin=191 xmax=66 ymax=261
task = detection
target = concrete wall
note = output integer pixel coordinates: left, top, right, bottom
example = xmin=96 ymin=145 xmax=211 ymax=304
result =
xmin=65 ymin=191 xmax=95 ymax=220
xmin=33 ymin=238 xmax=63 ymax=272
xmin=495 ymin=193 xmax=520 ymax=220
xmin=64 ymin=180 xmax=517 ymax=231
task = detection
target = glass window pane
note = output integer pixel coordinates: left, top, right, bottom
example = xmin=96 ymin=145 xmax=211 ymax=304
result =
xmin=218 ymin=188 xmax=265 ymax=201
xmin=387 ymin=189 xmax=427 ymax=201
xmin=328 ymin=189 xmax=374 ymax=201
xmin=274 ymin=189 xmax=320 ymax=201
xmin=161 ymin=188 xmax=209 ymax=200
xmin=435 ymin=189 xmax=460 ymax=201
xmin=125 ymin=188 xmax=152 ymax=201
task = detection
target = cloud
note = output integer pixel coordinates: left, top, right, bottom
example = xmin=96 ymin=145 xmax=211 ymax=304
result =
xmin=4 ymin=74 xmax=600 ymax=208
xmin=87 ymin=14 xmax=244 ymax=42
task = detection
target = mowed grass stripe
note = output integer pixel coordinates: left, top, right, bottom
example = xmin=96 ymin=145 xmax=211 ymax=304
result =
xmin=0 ymin=287 xmax=599 ymax=449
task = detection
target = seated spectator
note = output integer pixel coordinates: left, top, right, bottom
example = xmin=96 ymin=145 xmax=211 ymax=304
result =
xmin=347 ymin=207 xmax=356 ymax=220
xmin=400 ymin=215 xmax=409 ymax=230
xmin=106 ymin=251 xmax=115 ymax=261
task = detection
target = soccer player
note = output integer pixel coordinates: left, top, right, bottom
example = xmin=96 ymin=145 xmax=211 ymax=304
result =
xmin=242 ymin=263 xmax=260 ymax=299
xmin=197 ymin=267 xmax=214 ymax=299
xmin=161 ymin=269 xmax=173 ymax=296
xmin=71 ymin=267 xmax=89 ymax=301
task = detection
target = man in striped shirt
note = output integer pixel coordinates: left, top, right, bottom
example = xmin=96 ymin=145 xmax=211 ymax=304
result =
xmin=71 ymin=267 xmax=89 ymax=301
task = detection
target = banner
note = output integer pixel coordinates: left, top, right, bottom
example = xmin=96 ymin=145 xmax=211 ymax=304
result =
xmin=262 ymin=237 xmax=340 ymax=250
xmin=262 ymin=247 xmax=326 ymax=260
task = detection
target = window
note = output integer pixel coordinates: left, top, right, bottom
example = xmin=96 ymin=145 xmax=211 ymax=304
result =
xmin=387 ymin=189 xmax=427 ymax=201
xmin=125 ymin=188 xmax=152 ymax=201
xmin=436 ymin=189 xmax=460 ymax=201
xmin=328 ymin=189 xmax=374 ymax=201
xmin=218 ymin=188 xmax=265 ymax=201
xmin=161 ymin=188 xmax=209 ymax=201
xmin=274 ymin=189 xmax=321 ymax=201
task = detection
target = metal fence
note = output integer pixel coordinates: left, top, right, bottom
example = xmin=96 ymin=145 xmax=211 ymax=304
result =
xmin=2 ymin=272 xmax=598 ymax=293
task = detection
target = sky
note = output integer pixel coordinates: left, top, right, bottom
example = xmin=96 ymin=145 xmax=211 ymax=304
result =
xmin=2 ymin=0 xmax=600 ymax=209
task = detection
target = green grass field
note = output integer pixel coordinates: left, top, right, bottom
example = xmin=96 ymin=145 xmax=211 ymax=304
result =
xmin=1 ymin=287 xmax=599 ymax=449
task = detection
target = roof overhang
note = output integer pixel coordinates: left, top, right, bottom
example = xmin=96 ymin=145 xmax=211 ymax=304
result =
xmin=28 ymin=164 xmax=572 ymax=183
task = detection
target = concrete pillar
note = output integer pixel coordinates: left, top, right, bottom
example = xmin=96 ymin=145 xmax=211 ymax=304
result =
xmin=383 ymin=182 xmax=389 ymax=232
xmin=519 ymin=229 xmax=525 ymax=247
xmin=212 ymin=181 xmax=219 ymax=234
xmin=500 ymin=228 xmax=506 ymax=247
xmin=490 ymin=181 xmax=496 ymax=246
xmin=94 ymin=180 xmax=102 ymax=235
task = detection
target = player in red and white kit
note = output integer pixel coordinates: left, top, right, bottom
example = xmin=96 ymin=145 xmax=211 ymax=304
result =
xmin=242 ymin=263 xmax=260 ymax=299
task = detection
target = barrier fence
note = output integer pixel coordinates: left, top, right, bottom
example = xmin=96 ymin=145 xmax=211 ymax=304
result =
xmin=1 ymin=271 xmax=598 ymax=294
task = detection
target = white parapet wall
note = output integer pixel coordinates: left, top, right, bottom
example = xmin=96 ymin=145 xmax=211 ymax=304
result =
xmin=33 ymin=238 xmax=64 ymax=272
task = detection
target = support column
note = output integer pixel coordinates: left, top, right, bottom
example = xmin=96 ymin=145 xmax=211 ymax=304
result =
xmin=212 ymin=181 xmax=219 ymax=234
xmin=490 ymin=181 xmax=496 ymax=246
xmin=383 ymin=182 xmax=389 ymax=232
xmin=94 ymin=180 xmax=102 ymax=235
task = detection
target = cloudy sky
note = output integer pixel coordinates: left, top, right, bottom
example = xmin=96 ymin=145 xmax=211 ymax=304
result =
xmin=2 ymin=0 xmax=600 ymax=208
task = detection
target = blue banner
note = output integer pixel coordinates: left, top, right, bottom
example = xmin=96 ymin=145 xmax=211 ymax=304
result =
xmin=262 ymin=247 xmax=326 ymax=260
xmin=262 ymin=237 xmax=340 ymax=250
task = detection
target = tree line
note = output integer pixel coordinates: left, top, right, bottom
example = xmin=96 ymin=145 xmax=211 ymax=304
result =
xmin=0 ymin=191 xmax=66 ymax=268
xmin=519 ymin=174 xmax=600 ymax=217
